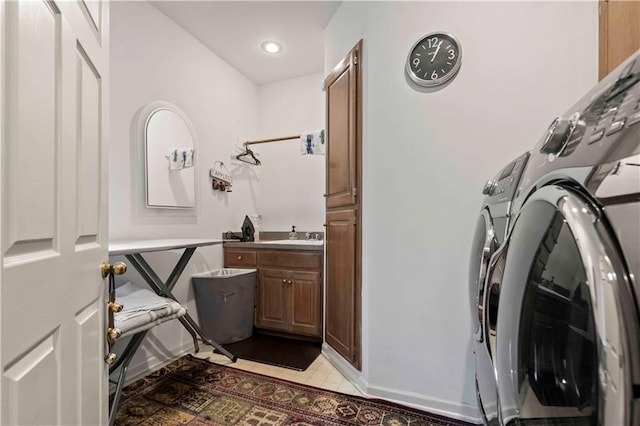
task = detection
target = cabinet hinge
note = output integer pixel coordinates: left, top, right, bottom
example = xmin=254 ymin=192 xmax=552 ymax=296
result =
xmin=353 ymin=187 xmax=358 ymax=198
xmin=598 ymin=0 xmax=608 ymax=15
xmin=353 ymin=53 xmax=358 ymax=65
xmin=321 ymin=79 xmax=326 ymax=92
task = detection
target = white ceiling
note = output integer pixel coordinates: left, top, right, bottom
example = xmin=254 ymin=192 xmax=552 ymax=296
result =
xmin=151 ymin=1 xmax=342 ymax=85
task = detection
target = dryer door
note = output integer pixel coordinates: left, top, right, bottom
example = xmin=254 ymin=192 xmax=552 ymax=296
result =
xmin=469 ymin=208 xmax=501 ymax=425
xmin=469 ymin=208 xmax=499 ymax=340
xmin=495 ymin=185 xmax=632 ymax=425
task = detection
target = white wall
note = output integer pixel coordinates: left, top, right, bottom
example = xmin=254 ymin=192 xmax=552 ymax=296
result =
xmin=109 ymin=1 xmax=260 ymax=373
xmin=253 ymin=73 xmax=325 ymax=233
xmin=325 ymin=1 xmax=598 ymax=421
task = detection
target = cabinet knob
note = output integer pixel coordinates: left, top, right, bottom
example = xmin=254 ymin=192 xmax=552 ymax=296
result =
xmin=288 ymin=280 xmax=292 ymax=284
xmin=237 ymin=255 xmax=242 ymax=260
xmin=282 ymin=279 xmax=287 ymax=283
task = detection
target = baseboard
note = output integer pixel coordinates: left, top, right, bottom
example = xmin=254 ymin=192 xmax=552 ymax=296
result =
xmin=321 ymin=343 xmax=366 ymax=390
xmin=321 ymin=343 xmax=481 ymax=424
xmin=364 ymin=381 xmax=481 ymax=424
xmin=110 ymin=340 xmax=195 ymax=392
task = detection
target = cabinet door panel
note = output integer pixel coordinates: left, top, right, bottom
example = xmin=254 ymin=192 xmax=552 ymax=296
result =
xmin=290 ymin=270 xmax=322 ymax=337
xmin=256 ymin=268 xmax=288 ymax=331
xmin=258 ymin=250 xmax=322 ymax=269
xmin=325 ymin=50 xmax=357 ymax=208
xmin=224 ymin=249 xmax=257 ymax=267
xmin=599 ymin=0 xmax=640 ymax=79
xmin=325 ymin=209 xmax=358 ymax=365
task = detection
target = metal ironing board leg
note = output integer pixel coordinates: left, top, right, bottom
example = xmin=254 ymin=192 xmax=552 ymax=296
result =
xmin=124 ymin=251 xmax=236 ymax=362
xmin=178 ymin=316 xmax=200 ymax=353
xmin=108 ymin=331 xmax=148 ymax=426
xmin=180 ymin=311 xmax=236 ymax=360
xmin=126 ymin=252 xmax=201 ymax=351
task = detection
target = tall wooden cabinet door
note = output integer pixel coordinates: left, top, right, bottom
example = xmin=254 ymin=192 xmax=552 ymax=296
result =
xmin=290 ymin=270 xmax=322 ymax=337
xmin=325 ymin=43 xmax=359 ymax=208
xmin=256 ymin=269 xmax=288 ymax=331
xmin=0 ymin=1 xmax=109 ymax=424
xmin=599 ymin=0 xmax=640 ymax=79
xmin=325 ymin=209 xmax=359 ymax=367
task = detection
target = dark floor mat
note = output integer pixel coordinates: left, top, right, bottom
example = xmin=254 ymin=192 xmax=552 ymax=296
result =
xmin=221 ymin=333 xmax=321 ymax=371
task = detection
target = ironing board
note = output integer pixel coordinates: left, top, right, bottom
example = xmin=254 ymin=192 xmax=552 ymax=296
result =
xmin=107 ymin=239 xmax=236 ymax=425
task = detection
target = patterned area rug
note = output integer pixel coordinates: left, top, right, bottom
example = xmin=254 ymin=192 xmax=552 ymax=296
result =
xmin=115 ymin=355 xmax=473 ymax=426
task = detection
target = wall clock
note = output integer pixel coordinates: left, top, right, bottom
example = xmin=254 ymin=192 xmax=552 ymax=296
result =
xmin=406 ymin=32 xmax=462 ymax=87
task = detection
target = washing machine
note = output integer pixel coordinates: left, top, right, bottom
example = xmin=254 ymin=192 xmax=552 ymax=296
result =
xmin=475 ymin=50 xmax=640 ymax=425
xmin=469 ymin=151 xmax=530 ymax=425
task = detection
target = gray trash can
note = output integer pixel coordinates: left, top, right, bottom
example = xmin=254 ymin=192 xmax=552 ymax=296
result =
xmin=191 ymin=268 xmax=256 ymax=344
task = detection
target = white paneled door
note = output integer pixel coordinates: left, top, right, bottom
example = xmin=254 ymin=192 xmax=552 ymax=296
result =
xmin=0 ymin=1 xmax=109 ymax=424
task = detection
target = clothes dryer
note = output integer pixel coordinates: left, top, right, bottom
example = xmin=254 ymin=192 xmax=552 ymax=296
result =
xmin=479 ymin=51 xmax=640 ymax=425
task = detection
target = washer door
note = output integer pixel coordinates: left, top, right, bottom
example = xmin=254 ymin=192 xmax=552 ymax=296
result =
xmin=495 ymin=185 xmax=631 ymax=425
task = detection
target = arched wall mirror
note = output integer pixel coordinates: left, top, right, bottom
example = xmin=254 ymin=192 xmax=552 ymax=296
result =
xmin=143 ymin=103 xmax=197 ymax=208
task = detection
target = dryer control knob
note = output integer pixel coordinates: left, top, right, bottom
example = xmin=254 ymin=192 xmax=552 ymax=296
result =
xmin=482 ymin=180 xmax=494 ymax=195
xmin=540 ymin=117 xmax=570 ymax=154
xmin=540 ymin=113 xmax=581 ymax=157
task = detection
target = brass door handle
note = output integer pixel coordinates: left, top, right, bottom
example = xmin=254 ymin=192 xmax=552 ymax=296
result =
xmin=102 ymin=261 xmax=127 ymax=365
xmin=101 ymin=261 xmax=127 ymax=278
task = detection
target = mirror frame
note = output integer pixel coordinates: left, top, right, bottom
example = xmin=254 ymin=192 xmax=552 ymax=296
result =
xmin=138 ymin=101 xmax=198 ymax=209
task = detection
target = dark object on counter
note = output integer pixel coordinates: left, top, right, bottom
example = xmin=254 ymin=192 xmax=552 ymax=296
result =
xmin=241 ymin=215 xmax=255 ymax=242
xmin=219 ymin=333 xmax=321 ymax=371
xmin=223 ymin=231 xmax=243 ymax=240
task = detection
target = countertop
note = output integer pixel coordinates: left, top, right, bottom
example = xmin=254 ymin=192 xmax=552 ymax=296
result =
xmin=223 ymin=240 xmax=324 ymax=251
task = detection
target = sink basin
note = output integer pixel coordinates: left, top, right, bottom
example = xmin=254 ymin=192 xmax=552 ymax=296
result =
xmin=258 ymin=239 xmax=323 ymax=245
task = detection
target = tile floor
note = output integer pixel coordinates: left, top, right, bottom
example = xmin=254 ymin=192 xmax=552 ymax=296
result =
xmin=192 ymin=350 xmax=363 ymax=397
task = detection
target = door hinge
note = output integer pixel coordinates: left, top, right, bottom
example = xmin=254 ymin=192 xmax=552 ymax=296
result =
xmin=321 ymin=79 xmax=326 ymax=92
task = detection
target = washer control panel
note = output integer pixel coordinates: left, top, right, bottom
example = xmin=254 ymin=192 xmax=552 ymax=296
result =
xmin=586 ymin=61 xmax=640 ymax=146
xmin=484 ymin=152 xmax=530 ymax=202
xmin=554 ymin=56 xmax=640 ymax=156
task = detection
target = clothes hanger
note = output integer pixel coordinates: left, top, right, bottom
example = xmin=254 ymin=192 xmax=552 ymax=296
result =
xmin=235 ymin=144 xmax=261 ymax=166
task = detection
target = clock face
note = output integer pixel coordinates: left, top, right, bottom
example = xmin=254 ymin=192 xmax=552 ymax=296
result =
xmin=406 ymin=32 xmax=462 ymax=87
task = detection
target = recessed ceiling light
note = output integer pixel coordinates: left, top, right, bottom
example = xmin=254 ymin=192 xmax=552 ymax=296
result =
xmin=261 ymin=41 xmax=282 ymax=54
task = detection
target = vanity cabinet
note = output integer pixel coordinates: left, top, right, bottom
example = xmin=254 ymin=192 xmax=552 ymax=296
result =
xmin=257 ymin=268 xmax=322 ymax=337
xmin=223 ymin=246 xmax=323 ymax=339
